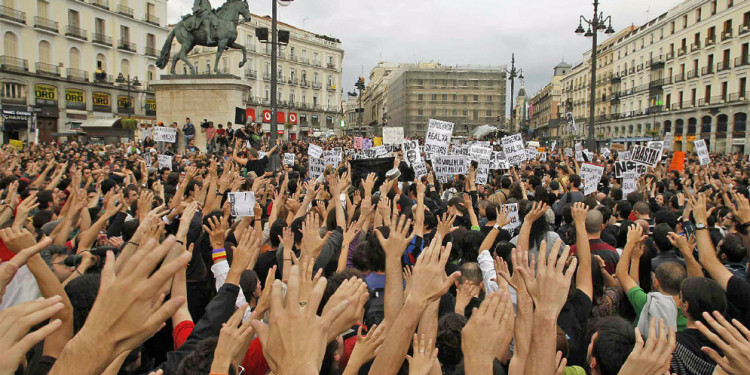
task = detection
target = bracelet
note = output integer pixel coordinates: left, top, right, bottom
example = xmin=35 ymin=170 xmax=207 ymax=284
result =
xmin=212 ymin=251 xmax=227 ymax=261
xmin=128 ymin=241 xmax=140 ymax=247
xmin=283 ymin=258 xmax=292 ymax=261
xmin=176 ymin=239 xmax=184 ymax=245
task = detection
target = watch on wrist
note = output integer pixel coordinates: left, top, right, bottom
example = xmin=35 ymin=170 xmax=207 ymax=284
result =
xmin=492 ymin=224 xmax=501 ymax=230
xmin=695 ymin=222 xmax=708 ymax=230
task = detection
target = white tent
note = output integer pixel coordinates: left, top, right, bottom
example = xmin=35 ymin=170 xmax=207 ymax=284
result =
xmin=471 ymin=124 xmax=498 ymax=138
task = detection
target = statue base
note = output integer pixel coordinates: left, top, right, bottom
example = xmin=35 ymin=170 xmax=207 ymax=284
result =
xmin=150 ymin=75 xmax=251 ymax=153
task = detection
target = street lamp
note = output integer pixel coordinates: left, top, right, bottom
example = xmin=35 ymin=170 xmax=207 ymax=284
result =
xmin=354 ymin=77 xmax=365 ymax=134
xmin=116 ymin=73 xmax=140 ymax=119
xmin=574 ymin=0 xmax=615 ymax=150
xmin=506 ymin=54 xmax=523 ymax=134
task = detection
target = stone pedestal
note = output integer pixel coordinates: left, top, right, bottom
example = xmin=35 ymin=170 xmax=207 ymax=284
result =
xmin=150 ymin=75 xmax=251 ymax=152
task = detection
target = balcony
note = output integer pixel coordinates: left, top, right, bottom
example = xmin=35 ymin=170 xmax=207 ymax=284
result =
xmin=717 ymin=61 xmax=731 ymax=72
xmin=145 ymin=14 xmax=160 ymax=26
xmin=263 ymin=72 xmax=271 ymax=81
xmin=674 ymin=73 xmax=685 ymax=83
xmin=327 ymin=62 xmax=336 ymax=69
xmin=729 ymin=92 xmax=748 ymax=102
xmin=678 ymin=47 xmax=687 ymax=57
xmin=0 ymin=56 xmax=28 ymax=72
xmin=0 ymin=5 xmax=26 ymax=24
xmin=288 ymin=54 xmax=297 ymax=62
xmin=637 ymin=64 xmax=644 ymax=72
xmin=736 ymin=55 xmax=749 ymax=67
xmin=92 ymin=33 xmax=112 ymax=46
xmin=244 ymin=69 xmax=257 ymax=79
xmin=66 ymin=68 xmax=88 ymax=81
xmin=145 ymin=46 xmax=158 ymax=57
xmin=610 ymin=94 xmax=620 ymax=103
xmin=650 ymin=57 xmax=665 ymax=69
xmin=300 ymin=57 xmax=310 ymax=64
xmin=666 ymin=51 xmax=675 ymax=60
xmin=277 ymin=75 xmax=285 ymax=83
xmin=610 ymin=75 xmax=622 ymax=83
xmin=300 ymin=79 xmax=309 ymax=87
xmin=66 ymin=25 xmax=87 ymax=40
xmin=705 ymin=37 xmax=716 ymax=47
xmin=313 ymin=60 xmax=322 ymax=67
xmin=721 ymin=30 xmax=733 ymax=41
xmin=92 ymin=72 xmax=114 ymax=84
xmin=33 ymin=16 xmax=58 ymax=32
xmin=740 ymin=24 xmax=750 ymax=35
xmin=288 ymin=78 xmax=298 ymax=85
xmin=91 ymin=0 xmax=109 ymax=11
xmin=701 ymin=66 xmax=715 ymax=75
xmin=327 ymin=84 xmax=336 ymax=91
xmin=117 ymin=4 xmax=133 ymax=18
xmin=687 ymin=70 xmax=699 ymax=79
xmin=118 ymin=40 xmax=136 ymax=52
xmin=36 ymin=62 xmax=60 ymax=76
xmin=698 ymin=98 xmax=711 ymax=106
xmin=628 ymin=67 xmax=635 ymax=74
xmin=691 ymin=42 xmax=701 ymax=52
xmin=620 ymin=69 xmax=628 ymax=76
xmin=312 ymin=81 xmax=322 ymax=89
xmin=650 ymin=78 xmax=669 ymax=87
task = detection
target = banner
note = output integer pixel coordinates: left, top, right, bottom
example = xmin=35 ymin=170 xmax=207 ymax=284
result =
xmin=469 ymin=144 xmax=493 ymax=162
xmin=277 ymin=111 xmax=285 ymax=124
xmin=262 ymin=110 xmax=272 ymax=123
xmin=323 ymin=149 xmax=342 ymax=167
xmin=65 ymin=88 xmax=86 ymax=110
xmin=246 ymin=108 xmax=256 ymax=122
xmin=283 ymin=153 xmax=295 ymax=166
xmin=373 ymin=137 xmax=382 ymax=147
xmin=117 ymin=95 xmax=133 ymax=114
xmin=153 ymin=126 xmax=177 ymax=143
xmin=575 ymin=143 xmax=583 ymax=161
xmin=424 ymin=119 xmax=454 ymax=159
xmin=382 ymin=127 xmax=404 ymax=145
xmin=564 ymin=148 xmax=573 ymax=157
xmin=228 ymin=192 xmax=256 ymax=217
xmin=622 ymin=171 xmax=637 ymax=195
xmin=9 ymin=139 xmax=23 ymax=151
xmin=433 ymin=155 xmax=468 ymax=177
xmin=500 ymin=203 xmax=520 ymax=231
xmin=669 ymin=151 xmax=685 ymax=172
xmin=403 ymin=140 xmax=421 ymax=165
xmin=308 ymin=157 xmax=325 ymax=179
xmin=490 ymin=151 xmax=509 ymax=170
xmin=476 ymin=160 xmax=490 ymax=185
xmin=580 ymin=162 xmax=604 ymax=195
xmin=501 ymin=134 xmax=525 ymax=166
xmin=308 ymin=144 xmax=323 ymax=159
xmin=350 ymin=157 xmax=395 ymax=192
xmin=610 ymin=143 xmax=626 ymax=151
xmin=630 ymin=144 xmax=661 ymax=167
xmin=372 ymin=146 xmax=389 ymax=158
xmin=694 ymin=139 xmax=710 ymax=165
xmin=664 ymin=132 xmax=673 ymax=151
xmin=363 ymin=138 xmax=373 ymax=149
xmin=288 ymin=112 xmax=298 ymax=124
xmin=158 ymin=155 xmax=172 ymax=171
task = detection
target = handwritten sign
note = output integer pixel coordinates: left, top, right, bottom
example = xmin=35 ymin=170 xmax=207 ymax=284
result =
xmin=382 ymin=127 xmax=404 ymax=145
xmin=283 ymin=153 xmax=295 ymax=166
xmin=323 ymin=150 xmax=341 ymax=167
xmin=476 ymin=160 xmax=490 ymax=185
xmin=228 ymin=192 xmax=256 ymax=217
xmin=580 ymin=162 xmax=604 ymax=195
xmin=424 ymin=119 xmax=454 ymax=159
xmin=153 ymin=126 xmax=177 ymax=143
xmin=433 ymin=155 xmax=468 ymax=177
xmin=501 ymin=134 xmax=525 ymax=166
xmin=354 ymin=137 xmax=363 ymax=149
xmin=412 ymin=160 xmax=428 ymax=179
xmin=622 ymin=172 xmax=637 ymax=195
xmin=363 ymin=138 xmax=373 ymax=150
xmin=694 ymin=139 xmax=710 ymax=165
xmin=158 ymin=155 xmax=172 ymax=171
xmin=501 ymin=203 xmax=520 ymax=230
xmin=308 ymin=144 xmax=323 ymax=159
xmin=308 ymin=157 xmax=325 ymax=179
xmin=403 ymin=140 xmax=421 ymax=165
xmin=469 ymin=144 xmax=493 ymax=162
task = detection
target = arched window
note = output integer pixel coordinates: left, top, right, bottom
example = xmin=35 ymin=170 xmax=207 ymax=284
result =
xmin=69 ymin=47 xmax=81 ymax=70
xmin=3 ymin=32 xmax=18 ymax=57
xmin=38 ymin=40 xmax=52 ymax=64
xmin=120 ymin=59 xmax=130 ymax=76
xmin=96 ymin=53 xmax=106 ymax=72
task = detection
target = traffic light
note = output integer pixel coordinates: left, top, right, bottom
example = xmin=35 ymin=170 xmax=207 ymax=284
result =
xmin=355 ymin=77 xmax=365 ymax=90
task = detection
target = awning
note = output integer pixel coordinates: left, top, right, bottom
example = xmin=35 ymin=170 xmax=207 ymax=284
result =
xmin=79 ymin=118 xmax=121 ymax=128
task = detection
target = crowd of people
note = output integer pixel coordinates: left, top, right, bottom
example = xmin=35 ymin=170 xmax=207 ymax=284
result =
xmin=1 ymin=126 xmax=750 ymax=375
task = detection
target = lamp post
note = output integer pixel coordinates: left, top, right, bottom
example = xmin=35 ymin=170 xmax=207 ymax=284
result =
xmin=116 ymin=73 xmax=140 ymax=119
xmin=574 ymin=0 xmax=615 ymax=150
xmin=354 ymin=77 xmax=365 ymax=134
xmin=506 ymin=54 xmax=523 ymax=134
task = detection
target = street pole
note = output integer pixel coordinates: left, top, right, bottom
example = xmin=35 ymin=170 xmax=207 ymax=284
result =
xmin=506 ymin=54 xmax=522 ymax=134
xmin=358 ymin=86 xmax=362 ymax=134
xmin=270 ymin=0 xmax=278 ymax=143
xmin=588 ymin=1 xmax=599 ymax=151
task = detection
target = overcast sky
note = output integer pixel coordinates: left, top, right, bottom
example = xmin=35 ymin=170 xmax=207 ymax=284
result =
xmin=168 ymin=0 xmax=681 ymax=111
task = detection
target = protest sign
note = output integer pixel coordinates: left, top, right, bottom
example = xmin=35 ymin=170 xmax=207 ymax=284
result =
xmin=452 ymin=144 xmax=470 ymax=157
xmin=283 ymin=153 xmax=295 ymax=166
xmin=540 ymin=152 xmax=547 ymax=162
xmin=490 ymin=151 xmax=508 ymax=170
xmin=646 ymin=141 xmax=665 ymax=164
xmin=158 ymin=155 xmax=172 ymax=171
xmin=433 ymin=155 xmax=468 ymax=177
xmin=664 ymin=132 xmax=673 ymax=151
xmin=564 ymin=148 xmax=573 ymax=157
xmin=469 ymin=144 xmax=493 ymax=162
xmin=354 ymin=137 xmax=364 ymax=149
xmin=363 ymin=138 xmax=373 ymax=150
xmin=550 ymin=141 xmax=557 ymax=151
xmin=565 ymin=112 xmax=576 ymax=133
xmin=622 ymin=172 xmax=637 ymax=195
xmin=373 ymin=146 xmax=390 ymax=158
xmin=153 ymin=126 xmax=177 ymax=143
xmin=308 ymin=144 xmax=323 ymax=159
xmin=575 ymin=143 xmax=584 ymax=161
xmin=500 ymin=203 xmax=520 ymax=231
xmin=144 ymin=153 xmax=152 ymax=167
xmin=308 ymin=157 xmax=326 ymax=179
xmin=610 ymin=143 xmax=626 ymax=151
xmin=580 ymin=162 xmax=604 ymax=195
xmin=618 ymin=150 xmax=631 ymax=161
xmin=424 ymin=119 xmax=454 ymax=159
xmin=476 ymin=160 xmax=490 ymax=185
xmin=323 ymin=150 xmax=342 ymax=167
xmin=614 ymin=160 xmax=648 ymax=178
xmin=382 ymin=127 xmax=404 ymax=145
xmin=374 ymin=137 xmax=382 ymax=147
xmin=403 ymin=140 xmax=421 ymax=165
xmin=412 ymin=160 xmax=428 ymax=179
xmin=694 ymin=139 xmax=710 ymax=165
xmin=630 ymin=144 xmax=661 ymax=167
xmin=228 ymin=192 xmax=256 ymax=217
xmin=600 ymin=148 xmax=611 ymax=158
xmin=501 ymin=134 xmax=525 ymax=166
xmin=583 ymin=150 xmax=594 ymax=162
xmin=669 ymin=151 xmax=686 ymax=172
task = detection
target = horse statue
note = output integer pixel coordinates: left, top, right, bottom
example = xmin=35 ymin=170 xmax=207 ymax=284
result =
xmin=156 ymin=0 xmax=251 ymax=75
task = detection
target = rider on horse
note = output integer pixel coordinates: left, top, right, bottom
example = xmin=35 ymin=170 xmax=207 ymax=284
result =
xmin=188 ymin=0 xmax=219 ymax=44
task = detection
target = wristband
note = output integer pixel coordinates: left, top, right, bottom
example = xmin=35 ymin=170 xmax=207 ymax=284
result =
xmin=176 ymin=239 xmax=184 ymax=245
xmin=211 ymin=248 xmax=227 ymax=261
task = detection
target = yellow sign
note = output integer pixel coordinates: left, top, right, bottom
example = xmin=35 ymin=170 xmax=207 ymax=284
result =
xmin=34 ymin=84 xmax=57 ymax=106
xmin=145 ymin=98 xmax=156 ymax=116
xmin=65 ymin=88 xmax=86 ymax=110
xmin=93 ymin=92 xmax=111 ymax=112
xmin=374 ymin=137 xmax=382 ymax=146
xmin=537 ymin=147 xmax=546 ymax=152
xmin=9 ymin=140 xmax=23 ymax=151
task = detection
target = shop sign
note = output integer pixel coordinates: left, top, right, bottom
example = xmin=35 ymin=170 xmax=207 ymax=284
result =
xmin=117 ymin=96 xmax=132 ymax=114
xmin=93 ymin=92 xmax=111 ymax=112
xmin=145 ymin=98 xmax=156 ymax=116
xmin=34 ymin=84 xmax=58 ymax=107
xmin=65 ymin=88 xmax=86 ymax=110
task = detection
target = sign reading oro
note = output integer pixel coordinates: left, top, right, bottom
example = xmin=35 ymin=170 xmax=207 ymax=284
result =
xmin=92 ymin=92 xmax=111 ymax=112
xmin=34 ymin=84 xmax=58 ymax=107
xmin=65 ymin=88 xmax=86 ymax=110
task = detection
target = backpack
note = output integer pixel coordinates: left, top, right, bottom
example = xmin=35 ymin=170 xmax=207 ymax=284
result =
xmin=363 ymin=288 xmax=385 ymax=328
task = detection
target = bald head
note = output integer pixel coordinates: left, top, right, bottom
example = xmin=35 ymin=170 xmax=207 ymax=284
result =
xmin=458 ymin=262 xmax=483 ymax=285
xmin=635 ymin=219 xmax=650 ymax=236
xmin=585 ymin=209 xmax=604 ymax=234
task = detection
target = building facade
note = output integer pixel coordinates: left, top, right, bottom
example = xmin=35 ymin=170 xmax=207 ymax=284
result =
xmin=528 ymin=62 xmax=570 ymax=141
xmin=356 ymin=61 xmax=397 ymax=135
xmin=559 ymin=0 xmax=749 ymax=152
xmin=382 ymin=63 xmax=507 ymax=137
xmin=0 ymin=0 xmax=167 ymax=144
xmin=175 ymin=14 xmax=344 ymax=140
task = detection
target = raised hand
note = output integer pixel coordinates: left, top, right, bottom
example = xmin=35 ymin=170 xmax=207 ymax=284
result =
xmin=626 ymin=224 xmax=648 ymax=246
xmin=570 ymin=201 xmax=589 ymax=224
xmin=209 ymin=305 xmax=255 ymax=373
xmin=454 ymin=280 xmax=479 ymax=316
xmin=300 ymin=213 xmax=331 ymax=259
xmin=461 ymin=291 xmax=514 ymax=373
xmin=518 ymin=239 xmax=576 ymax=316
xmin=525 ymin=201 xmax=549 ymax=223
xmin=375 ymin=214 xmax=415 ymax=258
xmin=407 ymin=333 xmax=439 ymax=375
xmin=618 ymin=318 xmax=676 ymax=375
xmin=202 ymin=216 xmax=229 ymax=250
xmin=408 ymin=235 xmax=461 ymax=305
xmin=346 ymin=324 xmax=387 ymax=372
xmin=0 ymin=295 xmax=64 ymax=374
xmin=695 ymin=311 xmax=750 ymax=375
xmin=436 ymin=213 xmax=458 ymax=238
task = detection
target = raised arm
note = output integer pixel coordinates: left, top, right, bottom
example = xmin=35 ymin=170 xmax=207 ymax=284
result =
xmin=690 ymin=194 xmax=735 ymax=289
xmin=232 ymin=138 xmax=249 ymax=165
xmin=376 ymin=214 xmax=414 ymax=326
xmin=571 ymin=202 xmax=593 ymax=299
xmin=615 ymin=224 xmax=647 ymax=293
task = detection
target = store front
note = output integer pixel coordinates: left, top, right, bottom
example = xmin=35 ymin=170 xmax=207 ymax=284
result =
xmin=0 ymin=105 xmax=32 ymax=144
xmin=34 ymin=84 xmax=59 ymax=143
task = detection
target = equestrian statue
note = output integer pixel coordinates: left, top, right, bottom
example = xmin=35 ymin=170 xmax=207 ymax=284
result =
xmin=156 ymin=0 xmax=251 ymax=75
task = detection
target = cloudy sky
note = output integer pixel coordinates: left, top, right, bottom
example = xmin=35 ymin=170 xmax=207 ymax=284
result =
xmin=168 ymin=0 xmax=681 ymax=111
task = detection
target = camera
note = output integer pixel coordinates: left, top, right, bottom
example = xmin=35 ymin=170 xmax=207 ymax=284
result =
xmin=200 ymin=119 xmax=210 ymax=129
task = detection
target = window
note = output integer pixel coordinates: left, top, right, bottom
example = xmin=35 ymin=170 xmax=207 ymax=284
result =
xmin=37 ymin=0 xmax=49 ymax=18
xmin=147 ymin=65 xmax=156 ymax=81
xmin=486 ymin=109 xmax=492 ymax=117
xmin=95 ymin=18 xmax=105 ymax=36
xmin=721 ymin=81 xmax=728 ymax=100
xmin=301 ymin=93 xmax=306 ymax=104
xmin=121 ymin=59 xmax=130 ymax=76
xmin=740 ymin=78 xmax=747 ymax=97
xmin=487 ymin=95 xmax=492 ymax=102
xmin=96 ymin=53 xmax=106 ymax=71
xmin=724 ymin=19 xmax=733 ymax=35
xmin=38 ymin=40 xmax=51 ymax=64
xmin=473 ymin=95 xmax=479 ymax=102
xmin=696 ymin=8 xmax=702 ymax=22
xmin=69 ymin=47 xmax=80 ymax=70
xmin=418 ymin=94 xmax=423 ymax=101
xmin=1 ymin=82 xmax=27 ymax=102
xmin=68 ymin=10 xmax=80 ymax=28
xmin=147 ymin=3 xmax=155 ymax=18
xmin=441 ymin=94 xmax=447 ymax=101
xmin=683 ymin=15 xmax=688 ymax=29
xmin=431 ymin=94 xmax=437 ymax=101
xmin=711 ymin=1 xmax=717 ymax=15
xmin=729 ymin=0 xmax=734 ymax=8
xmin=670 ymin=21 xmax=675 ymax=34
xmin=3 ymin=32 xmax=18 ymax=57
xmin=120 ymin=25 xmax=130 ymax=43
xmin=418 ymin=109 xmax=423 ymax=115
